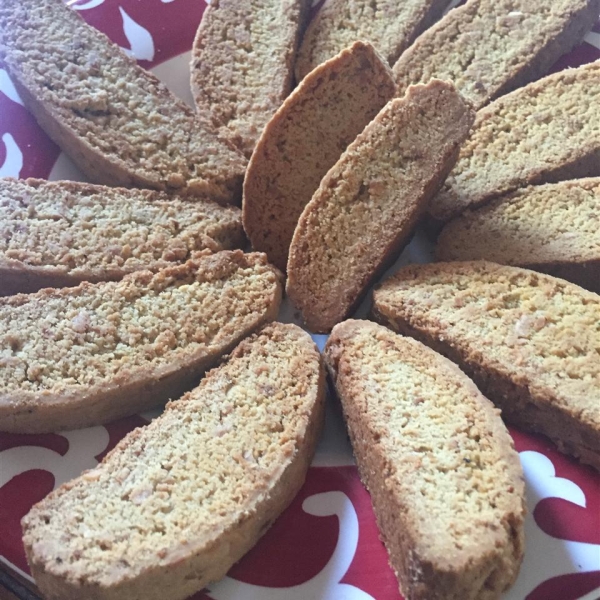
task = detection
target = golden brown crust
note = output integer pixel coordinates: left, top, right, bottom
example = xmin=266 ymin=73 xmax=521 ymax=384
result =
xmin=0 ymin=178 xmax=246 ymax=296
xmin=0 ymin=251 xmax=282 ymax=433
xmin=324 ymin=320 xmax=525 ymax=600
xmin=393 ymin=0 xmax=600 ymax=109
xmin=0 ymin=0 xmax=246 ymax=203
xmin=373 ymin=261 xmax=600 ymax=471
xmin=436 ymin=178 xmax=600 ymax=293
xmin=295 ymin=0 xmax=448 ymax=81
xmin=286 ymin=80 xmax=474 ymax=333
xmin=191 ymin=0 xmax=310 ymax=158
xmin=23 ymin=323 xmax=325 ymax=600
xmin=242 ymin=40 xmax=395 ymax=271
xmin=427 ymin=62 xmax=600 ymax=222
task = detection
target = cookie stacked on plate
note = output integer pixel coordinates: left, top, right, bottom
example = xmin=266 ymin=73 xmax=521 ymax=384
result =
xmin=1 ymin=0 xmax=599 ymax=599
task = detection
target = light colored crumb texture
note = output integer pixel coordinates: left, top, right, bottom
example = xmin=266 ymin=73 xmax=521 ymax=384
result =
xmin=243 ymin=41 xmax=395 ymax=272
xmin=0 ymin=178 xmax=244 ymax=280
xmin=0 ymin=252 xmax=280 ymax=395
xmin=0 ymin=0 xmax=246 ymax=201
xmin=192 ymin=0 xmax=308 ymax=158
xmin=437 ymin=178 xmax=600 ymax=266
xmin=373 ymin=262 xmax=600 ymax=459
xmin=393 ymin=0 xmax=600 ymax=109
xmin=295 ymin=0 xmax=447 ymax=81
xmin=374 ymin=262 xmax=600 ymax=407
xmin=286 ymin=80 xmax=474 ymax=332
xmin=325 ymin=320 xmax=524 ymax=600
xmin=23 ymin=324 xmax=323 ymax=597
xmin=429 ymin=62 xmax=600 ymax=222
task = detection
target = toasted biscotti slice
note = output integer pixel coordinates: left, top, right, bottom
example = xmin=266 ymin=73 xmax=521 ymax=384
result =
xmin=0 ymin=178 xmax=245 ymax=296
xmin=191 ymin=0 xmax=309 ymax=158
xmin=324 ymin=320 xmax=525 ymax=600
xmin=22 ymin=322 xmax=325 ymax=600
xmin=294 ymin=0 xmax=448 ymax=82
xmin=0 ymin=0 xmax=246 ymax=203
xmin=437 ymin=179 xmax=600 ymax=293
xmin=286 ymin=80 xmax=474 ymax=333
xmin=373 ymin=261 xmax=600 ymax=471
xmin=393 ymin=0 xmax=600 ymax=109
xmin=0 ymin=251 xmax=282 ymax=433
xmin=243 ymin=41 xmax=395 ymax=272
xmin=428 ymin=62 xmax=600 ymax=223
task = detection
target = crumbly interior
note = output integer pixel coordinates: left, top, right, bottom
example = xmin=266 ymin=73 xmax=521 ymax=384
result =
xmin=244 ymin=41 xmax=395 ymax=272
xmin=429 ymin=62 xmax=600 ymax=219
xmin=0 ymin=179 xmax=243 ymax=275
xmin=437 ymin=179 xmax=600 ymax=264
xmin=287 ymin=81 xmax=473 ymax=329
xmin=394 ymin=0 xmax=590 ymax=107
xmin=296 ymin=0 xmax=445 ymax=79
xmin=192 ymin=0 xmax=305 ymax=157
xmin=0 ymin=0 xmax=246 ymax=196
xmin=375 ymin=263 xmax=600 ymax=425
xmin=23 ymin=324 xmax=319 ymax=585
xmin=329 ymin=322 xmax=522 ymax=562
xmin=0 ymin=254 xmax=278 ymax=393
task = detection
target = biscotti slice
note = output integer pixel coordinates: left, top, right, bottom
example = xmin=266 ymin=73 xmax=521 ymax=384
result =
xmin=294 ymin=0 xmax=448 ymax=82
xmin=0 ymin=251 xmax=282 ymax=433
xmin=243 ymin=41 xmax=395 ymax=271
xmin=373 ymin=261 xmax=600 ymax=471
xmin=191 ymin=0 xmax=309 ymax=158
xmin=437 ymin=178 xmax=600 ymax=293
xmin=0 ymin=0 xmax=246 ymax=203
xmin=428 ymin=62 xmax=600 ymax=223
xmin=286 ymin=80 xmax=474 ymax=333
xmin=0 ymin=178 xmax=245 ymax=296
xmin=22 ymin=323 xmax=325 ymax=600
xmin=393 ymin=0 xmax=600 ymax=109
xmin=324 ymin=320 xmax=525 ymax=600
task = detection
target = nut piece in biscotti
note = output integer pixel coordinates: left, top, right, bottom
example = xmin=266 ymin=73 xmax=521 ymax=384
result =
xmin=436 ymin=178 xmax=600 ymax=293
xmin=0 ymin=251 xmax=282 ymax=434
xmin=373 ymin=261 xmax=600 ymax=471
xmin=393 ymin=0 xmax=600 ymax=110
xmin=22 ymin=323 xmax=325 ymax=600
xmin=286 ymin=80 xmax=475 ymax=333
xmin=324 ymin=320 xmax=525 ymax=600
xmin=428 ymin=61 xmax=600 ymax=223
xmin=191 ymin=0 xmax=310 ymax=158
xmin=0 ymin=178 xmax=246 ymax=296
xmin=243 ymin=41 xmax=395 ymax=272
xmin=0 ymin=0 xmax=247 ymax=203
xmin=295 ymin=0 xmax=448 ymax=82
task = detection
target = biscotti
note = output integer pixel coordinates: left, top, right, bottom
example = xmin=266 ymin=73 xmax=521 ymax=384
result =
xmin=295 ymin=0 xmax=447 ymax=81
xmin=243 ymin=41 xmax=395 ymax=271
xmin=393 ymin=0 xmax=600 ymax=109
xmin=22 ymin=323 xmax=325 ymax=600
xmin=0 ymin=178 xmax=245 ymax=296
xmin=373 ymin=261 xmax=600 ymax=471
xmin=0 ymin=0 xmax=246 ymax=203
xmin=428 ymin=62 xmax=600 ymax=223
xmin=191 ymin=0 xmax=309 ymax=158
xmin=437 ymin=178 xmax=600 ymax=293
xmin=286 ymin=80 xmax=474 ymax=333
xmin=324 ymin=320 xmax=525 ymax=600
xmin=0 ymin=251 xmax=282 ymax=433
